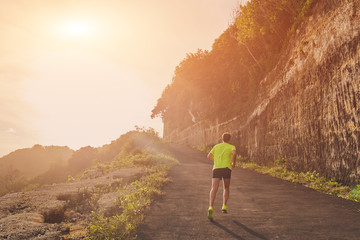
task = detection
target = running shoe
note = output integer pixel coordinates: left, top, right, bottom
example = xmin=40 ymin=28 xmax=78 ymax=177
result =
xmin=222 ymin=204 xmax=228 ymax=213
xmin=208 ymin=206 xmax=214 ymax=221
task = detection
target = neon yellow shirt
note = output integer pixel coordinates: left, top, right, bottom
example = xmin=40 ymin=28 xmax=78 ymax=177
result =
xmin=209 ymin=142 xmax=236 ymax=170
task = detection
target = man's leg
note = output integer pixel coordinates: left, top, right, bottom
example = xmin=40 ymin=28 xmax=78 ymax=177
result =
xmin=209 ymin=178 xmax=221 ymax=207
xmin=208 ymin=178 xmax=220 ymax=220
xmin=222 ymin=178 xmax=231 ymax=212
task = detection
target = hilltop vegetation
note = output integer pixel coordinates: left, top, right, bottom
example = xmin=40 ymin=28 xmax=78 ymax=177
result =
xmin=0 ymin=145 xmax=73 ymax=178
xmin=151 ymin=0 xmax=317 ymax=131
xmin=0 ymin=145 xmax=73 ymax=195
xmin=0 ymin=127 xmax=167 ymax=197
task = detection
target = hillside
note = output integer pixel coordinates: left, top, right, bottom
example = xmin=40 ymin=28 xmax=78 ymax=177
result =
xmin=0 ymin=128 xmax=168 ymax=197
xmin=0 ymin=129 xmax=178 ymax=239
xmin=154 ymin=0 xmax=360 ymax=185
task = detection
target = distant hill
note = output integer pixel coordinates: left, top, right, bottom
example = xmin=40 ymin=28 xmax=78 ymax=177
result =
xmin=0 ymin=128 xmax=162 ymax=197
xmin=0 ymin=145 xmax=74 ymax=178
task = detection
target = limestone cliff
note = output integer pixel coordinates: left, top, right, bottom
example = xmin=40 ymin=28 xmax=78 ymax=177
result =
xmin=164 ymin=0 xmax=360 ymax=184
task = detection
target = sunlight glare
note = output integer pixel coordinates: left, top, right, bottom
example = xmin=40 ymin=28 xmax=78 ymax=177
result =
xmin=24 ymin=50 xmax=152 ymax=149
xmin=59 ymin=19 xmax=93 ymax=38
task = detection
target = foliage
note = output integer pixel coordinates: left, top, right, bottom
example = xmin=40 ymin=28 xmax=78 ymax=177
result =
xmin=0 ymin=168 xmax=29 ymax=196
xmin=67 ymin=146 xmax=98 ymax=174
xmin=289 ymin=0 xmax=318 ymax=36
xmin=237 ymin=156 xmax=360 ymax=202
xmin=79 ymin=129 xmax=174 ymax=180
xmin=86 ymin=158 xmax=176 ymax=239
xmin=30 ymin=163 xmax=69 ymax=185
xmin=151 ymin=0 xmax=318 ymax=132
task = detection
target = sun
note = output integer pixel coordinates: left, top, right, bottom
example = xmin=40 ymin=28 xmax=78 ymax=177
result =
xmin=58 ymin=19 xmax=93 ymax=38
xmin=66 ymin=22 xmax=90 ymax=36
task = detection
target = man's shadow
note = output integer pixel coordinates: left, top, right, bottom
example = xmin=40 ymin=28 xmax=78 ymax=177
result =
xmin=211 ymin=221 xmax=244 ymax=240
xmin=233 ymin=220 xmax=267 ymax=239
xmin=211 ymin=220 xmax=267 ymax=240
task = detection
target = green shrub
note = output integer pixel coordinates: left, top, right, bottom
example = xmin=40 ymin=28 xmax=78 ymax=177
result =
xmin=86 ymin=130 xmax=178 ymax=239
xmin=86 ymin=168 xmax=171 ymax=239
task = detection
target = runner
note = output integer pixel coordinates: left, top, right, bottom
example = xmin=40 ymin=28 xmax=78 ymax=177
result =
xmin=207 ymin=132 xmax=237 ymax=221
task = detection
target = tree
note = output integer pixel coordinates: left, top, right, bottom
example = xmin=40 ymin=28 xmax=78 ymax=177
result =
xmin=67 ymin=146 xmax=98 ymax=174
xmin=151 ymin=0 xmax=317 ymax=132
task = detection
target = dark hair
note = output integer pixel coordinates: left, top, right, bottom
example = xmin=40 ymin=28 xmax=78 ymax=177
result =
xmin=222 ymin=132 xmax=231 ymax=143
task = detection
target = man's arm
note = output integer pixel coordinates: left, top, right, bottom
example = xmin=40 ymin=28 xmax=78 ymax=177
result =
xmin=231 ymin=150 xmax=237 ymax=168
xmin=207 ymin=152 xmax=214 ymax=160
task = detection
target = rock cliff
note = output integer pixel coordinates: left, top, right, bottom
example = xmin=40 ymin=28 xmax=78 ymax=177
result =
xmin=164 ymin=0 xmax=360 ymax=184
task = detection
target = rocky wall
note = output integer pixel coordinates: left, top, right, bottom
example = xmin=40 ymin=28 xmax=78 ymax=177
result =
xmin=164 ymin=0 xmax=360 ymax=184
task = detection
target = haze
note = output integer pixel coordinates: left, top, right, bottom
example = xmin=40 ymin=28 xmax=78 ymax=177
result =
xmin=0 ymin=0 xmax=241 ymax=157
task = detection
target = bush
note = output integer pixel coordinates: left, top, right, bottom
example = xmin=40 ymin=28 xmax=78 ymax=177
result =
xmin=237 ymin=156 xmax=360 ymax=202
xmin=86 ymin=168 xmax=172 ymax=239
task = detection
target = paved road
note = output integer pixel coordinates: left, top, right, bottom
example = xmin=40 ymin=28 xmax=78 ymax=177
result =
xmin=136 ymin=144 xmax=360 ymax=239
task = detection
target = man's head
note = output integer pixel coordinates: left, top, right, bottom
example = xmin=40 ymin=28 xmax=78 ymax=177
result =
xmin=222 ymin=132 xmax=231 ymax=143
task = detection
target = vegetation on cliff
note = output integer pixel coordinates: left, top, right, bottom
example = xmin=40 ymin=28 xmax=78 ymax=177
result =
xmin=151 ymin=0 xmax=317 ymax=131
xmin=237 ymin=156 xmax=360 ymax=202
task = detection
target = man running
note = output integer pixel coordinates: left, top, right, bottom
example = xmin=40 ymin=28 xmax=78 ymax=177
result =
xmin=207 ymin=132 xmax=237 ymax=221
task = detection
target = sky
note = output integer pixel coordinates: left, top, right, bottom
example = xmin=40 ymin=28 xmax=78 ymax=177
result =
xmin=0 ymin=0 xmax=243 ymax=157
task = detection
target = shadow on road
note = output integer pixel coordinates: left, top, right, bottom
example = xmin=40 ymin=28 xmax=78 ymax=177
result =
xmin=233 ymin=220 xmax=267 ymax=240
xmin=211 ymin=221 xmax=244 ymax=240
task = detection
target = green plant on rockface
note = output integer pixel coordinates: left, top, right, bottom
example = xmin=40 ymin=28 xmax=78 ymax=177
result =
xmin=350 ymin=185 xmax=360 ymax=199
xmin=237 ymin=156 xmax=360 ymax=202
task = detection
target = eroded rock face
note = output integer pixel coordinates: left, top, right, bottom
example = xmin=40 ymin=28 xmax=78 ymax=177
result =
xmin=0 ymin=213 xmax=68 ymax=240
xmin=164 ymin=0 xmax=360 ymax=184
xmin=0 ymin=168 xmax=143 ymax=239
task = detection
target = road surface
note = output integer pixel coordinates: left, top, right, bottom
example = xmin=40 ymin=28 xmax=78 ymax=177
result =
xmin=136 ymin=144 xmax=360 ymax=239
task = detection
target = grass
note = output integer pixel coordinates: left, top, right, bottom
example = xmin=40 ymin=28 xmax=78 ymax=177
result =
xmin=86 ymin=164 xmax=175 ymax=239
xmin=237 ymin=156 xmax=360 ymax=202
xmin=84 ymin=145 xmax=178 ymax=240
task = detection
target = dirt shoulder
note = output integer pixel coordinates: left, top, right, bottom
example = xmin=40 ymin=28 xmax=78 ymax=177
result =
xmin=136 ymin=144 xmax=360 ymax=240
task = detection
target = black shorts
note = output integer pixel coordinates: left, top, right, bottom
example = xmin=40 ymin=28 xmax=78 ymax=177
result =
xmin=212 ymin=167 xmax=232 ymax=179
